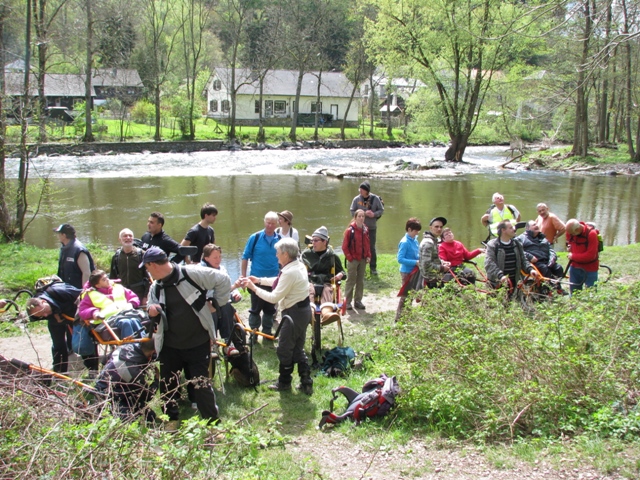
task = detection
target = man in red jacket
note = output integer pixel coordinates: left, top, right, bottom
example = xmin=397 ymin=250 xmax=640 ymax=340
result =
xmin=566 ymin=219 xmax=600 ymax=294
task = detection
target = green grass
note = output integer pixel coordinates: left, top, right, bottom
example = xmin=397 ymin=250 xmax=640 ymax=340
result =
xmin=522 ymin=145 xmax=638 ymax=167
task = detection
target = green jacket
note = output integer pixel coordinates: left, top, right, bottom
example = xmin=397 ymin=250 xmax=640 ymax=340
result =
xmin=301 ymin=246 xmax=346 ymax=285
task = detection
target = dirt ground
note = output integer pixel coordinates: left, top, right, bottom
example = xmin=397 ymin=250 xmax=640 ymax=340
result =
xmin=0 ymin=294 xmax=630 ymax=479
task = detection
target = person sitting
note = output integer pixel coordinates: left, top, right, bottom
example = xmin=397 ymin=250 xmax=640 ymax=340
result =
xmin=419 ymin=217 xmax=450 ymax=288
xmin=481 ymin=193 xmax=521 ymax=238
xmin=302 ymin=226 xmax=346 ymax=322
xmin=78 ymin=270 xmax=143 ymax=339
xmin=485 ymin=220 xmax=539 ymax=294
xmin=517 ymin=221 xmax=564 ymax=282
xmin=95 ymin=336 xmax=157 ymax=422
xmin=438 ymin=228 xmax=484 ymax=284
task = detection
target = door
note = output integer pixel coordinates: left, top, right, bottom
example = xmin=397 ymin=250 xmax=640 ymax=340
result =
xmin=330 ymin=104 xmax=339 ymax=121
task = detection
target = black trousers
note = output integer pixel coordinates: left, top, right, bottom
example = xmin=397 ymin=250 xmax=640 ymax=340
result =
xmin=159 ymin=341 xmax=218 ymax=421
xmin=48 ymin=319 xmax=70 ymax=373
xmin=277 ymin=302 xmax=311 ymax=367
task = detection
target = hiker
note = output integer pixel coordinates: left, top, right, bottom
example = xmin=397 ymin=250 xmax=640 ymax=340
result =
xmin=241 ymin=238 xmax=313 ymax=394
xmin=275 ymin=210 xmax=299 ymax=244
xmin=516 ymin=221 xmax=564 ymax=281
xmin=395 ymin=217 xmax=422 ymax=321
xmin=95 ymin=338 xmax=158 ymax=422
xmin=110 ymin=228 xmax=150 ymax=304
xmin=484 ymin=220 xmax=539 ymax=293
xmin=535 ymin=203 xmax=566 ymax=244
xmin=140 ymin=212 xmax=182 ymax=261
xmin=145 ymin=246 xmax=231 ymax=423
xmin=419 ymin=217 xmax=450 ymax=288
xmin=302 ymin=226 xmax=346 ymax=319
xmin=481 ymin=193 xmax=521 ymax=237
xmin=342 ymin=210 xmax=371 ymax=311
xmin=180 ymin=203 xmax=218 ymax=263
xmin=241 ymin=212 xmax=281 ymax=340
xmin=565 ymin=219 xmax=600 ymax=294
xmin=350 ymin=181 xmax=384 ymax=275
xmin=25 ymin=282 xmax=82 ymax=373
xmin=78 ymin=269 xmax=143 ymax=339
xmin=439 ymin=227 xmax=484 ymax=284
xmin=54 ymin=223 xmax=95 ymax=289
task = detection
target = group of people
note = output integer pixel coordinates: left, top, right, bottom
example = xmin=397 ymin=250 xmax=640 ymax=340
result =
xmin=395 ymin=192 xmax=602 ymax=318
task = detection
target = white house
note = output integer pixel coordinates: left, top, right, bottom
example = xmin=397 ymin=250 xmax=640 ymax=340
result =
xmin=206 ymin=68 xmax=360 ymax=127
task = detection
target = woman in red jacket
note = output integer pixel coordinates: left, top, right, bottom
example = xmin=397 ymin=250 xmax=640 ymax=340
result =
xmin=566 ymin=219 xmax=600 ymax=294
xmin=342 ymin=210 xmax=371 ymax=310
xmin=438 ymin=228 xmax=484 ymax=284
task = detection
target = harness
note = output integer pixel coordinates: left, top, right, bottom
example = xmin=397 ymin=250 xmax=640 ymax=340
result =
xmin=85 ymin=284 xmax=130 ymax=321
xmin=153 ymin=266 xmax=220 ymax=316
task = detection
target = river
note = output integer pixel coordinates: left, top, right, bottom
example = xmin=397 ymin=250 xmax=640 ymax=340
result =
xmin=7 ymin=146 xmax=639 ymax=279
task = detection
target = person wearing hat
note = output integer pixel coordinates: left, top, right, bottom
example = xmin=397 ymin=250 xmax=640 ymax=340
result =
xmin=419 ymin=217 xmax=451 ymax=288
xmin=275 ymin=210 xmax=299 ymax=244
xmin=144 ymin=246 xmax=231 ymax=424
xmin=54 ymin=223 xmax=95 ymax=289
xmin=349 ymin=181 xmax=384 ymax=275
xmin=302 ymin=226 xmax=346 ymax=322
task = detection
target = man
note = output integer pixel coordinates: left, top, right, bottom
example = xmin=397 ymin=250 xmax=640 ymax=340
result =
xmin=25 ymin=282 xmax=81 ymax=373
xmin=140 ymin=212 xmax=182 ymax=260
xmin=181 ymin=203 xmax=218 ymax=264
xmin=54 ymin=224 xmax=95 ymax=289
xmin=242 ymin=238 xmax=313 ymax=394
xmin=241 ymin=212 xmax=281 ymax=338
xmin=517 ymin=221 xmax=564 ymax=280
xmin=302 ymin=226 xmax=346 ymax=317
xmin=535 ymin=203 xmax=566 ymax=244
xmin=481 ymin=193 xmax=521 ymax=237
xmin=110 ymin=228 xmax=150 ymax=304
xmin=485 ymin=220 xmax=539 ymax=292
xmin=145 ymin=246 xmax=231 ymax=423
xmin=350 ymin=181 xmax=384 ymax=275
xmin=419 ymin=217 xmax=450 ymax=288
xmin=565 ymin=219 xmax=600 ymax=294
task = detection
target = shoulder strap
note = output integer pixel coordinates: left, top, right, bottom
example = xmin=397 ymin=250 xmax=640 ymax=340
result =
xmin=508 ymin=205 xmax=517 ymax=217
xmin=179 ymin=266 xmax=210 ymax=312
xmin=249 ymin=231 xmax=262 ymax=258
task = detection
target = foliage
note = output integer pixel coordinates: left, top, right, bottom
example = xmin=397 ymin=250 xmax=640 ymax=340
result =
xmin=131 ymin=100 xmax=157 ymax=126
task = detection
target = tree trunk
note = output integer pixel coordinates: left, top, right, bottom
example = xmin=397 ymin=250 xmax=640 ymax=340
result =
xmin=83 ymin=0 xmax=94 ymax=143
xmin=33 ymin=0 xmax=48 ymax=143
xmin=17 ymin=0 xmax=32 ymax=238
xmin=596 ymin=2 xmax=611 ymax=144
xmin=313 ymin=70 xmax=322 ymax=142
xmin=257 ymin=76 xmax=265 ymax=143
xmin=341 ymin=82 xmax=359 ymax=141
xmin=621 ymin=0 xmax=634 ymax=158
xmin=386 ymin=94 xmax=392 ymax=139
xmin=288 ymin=68 xmax=304 ymax=142
xmin=570 ymin=0 xmax=591 ymax=157
xmin=154 ymin=84 xmax=161 ymax=141
xmin=445 ymin=134 xmax=468 ymax=162
xmin=0 ymin=4 xmax=10 ymax=237
xmin=368 ymin=74 xmax=375 ymax=138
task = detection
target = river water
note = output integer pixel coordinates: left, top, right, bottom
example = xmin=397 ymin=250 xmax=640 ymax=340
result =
xmin=7 ymin=146 xmax=639 ymax=279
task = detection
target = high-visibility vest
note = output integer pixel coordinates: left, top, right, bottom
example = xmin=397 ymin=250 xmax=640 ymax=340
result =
xmin=87 ymin=283 xmax=131 ymax=321
xmin=489 ymin=207 xmax=516 ymax=236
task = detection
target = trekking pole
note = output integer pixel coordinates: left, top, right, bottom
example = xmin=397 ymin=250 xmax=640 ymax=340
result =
xmin=9 ymin=358 xmax=105 ymax=396
xmin=0 ymin=299 xmax=19 ymax=315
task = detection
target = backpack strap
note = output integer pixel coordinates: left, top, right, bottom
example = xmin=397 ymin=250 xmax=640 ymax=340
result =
xmin=179 ymin=267 xmax=211 ymax=312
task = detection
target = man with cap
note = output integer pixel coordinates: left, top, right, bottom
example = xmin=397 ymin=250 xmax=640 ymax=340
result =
xmin=349 ymin=181 xmax=384 ymax=275
xmin=275 ymin=210 xmax=299 ymax=244
xmin=302 ymin=226 xmax=346 ymax=318
xmin=241 ymin=212 xmax=281 ymax=340
xmin=419 ymin=217 xmax=450 ymax=288
xmin=144 ymin=246 xmax=231 ymax=424
xmin=54 ymin=223 xmax=95 ymax=289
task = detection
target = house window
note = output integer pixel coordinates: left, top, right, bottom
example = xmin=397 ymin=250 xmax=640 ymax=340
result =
xmin=274 ymin=100 xmax=286 ymax=114
xmin=210 ymin=100 xmax=218 ymax=112
xmin=364 ymin=84 xmax=369 ymax=96
xmin=265 ymin=100 xmax=273 ymax=117
xmin=311 ymin=102 xmax=322 ymax=113
xmin=221 ymin=100 xmax=230 ymax=112
xmin=213 ymin=79 xmax=221 ymax=91
xmin=255 ymin=100 xmax=260 ymax=114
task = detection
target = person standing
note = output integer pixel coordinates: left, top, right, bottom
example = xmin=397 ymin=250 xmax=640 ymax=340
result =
xmin=110 ymin=228 xmax=150 ymax=304
xmin=242 ymin=238 xmax=313 ymax=394
xmin=140 ymin=212 xmax=182 ymax=260
xmin=535 ymin=203 xmax=566 ymax=244
xmin=275 ymin=210 xmax=299 ymax=244
xmin=181 ymin=203 xmax=218 ymax=263
xmin=349 ymin=181 xmax=384 ymax=275
xmin=395 ymin=217 xmax=421 ymax=322
xmin=54 ymin=224 xmax=95 ymax=289
xmin=481 ymin=193 xmax=521 ymax=237
xmin=565 ymin=219 xmax=600 ymax=294
xmin=342 ymin=210 xmax=371 ymax=311
xmin=419 ymin=217 xmax=450 ymax=288
xmin=241 ymin=212 xmax=281 ymax=339
xmin=145 ymin=246 xmax=231 ymax=424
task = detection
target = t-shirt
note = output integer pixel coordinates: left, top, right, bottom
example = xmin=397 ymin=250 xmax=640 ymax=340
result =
xmin=184 ymin=223 xmax=215 ymax=262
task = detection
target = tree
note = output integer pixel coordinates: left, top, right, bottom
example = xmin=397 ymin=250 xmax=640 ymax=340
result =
xmin=365 ymin=0 xmax=538 ymax=161
xmin=82 ymin=0 xmax=94 ymax=143
xmin=97 ymin=13 xmax=136 ymax=68
xmin=341 ymin=35 xmax=373 ymax=140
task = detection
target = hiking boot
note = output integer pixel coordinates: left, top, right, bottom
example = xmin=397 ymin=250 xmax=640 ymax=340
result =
xmin=224 ymin=344 xmax=240 ymax=357
xmin=370 ymin=270 xmax=379 ymax=275
xmin=297 ymin=383 xmax=313 ymax=395
xmin=354 ymin=301 xmax=366 ymax=310
xmin=346 ymin=303 xmax=353 ymax=310
xmin=268 ymin=381 xmax=292 ymax=392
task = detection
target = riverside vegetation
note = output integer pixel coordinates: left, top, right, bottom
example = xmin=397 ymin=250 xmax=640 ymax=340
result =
xmin=0 ymin=242 xmax=639 ymax=478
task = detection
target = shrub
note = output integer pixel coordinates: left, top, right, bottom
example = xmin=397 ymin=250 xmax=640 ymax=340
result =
xmin=131 ymin=99 xmax=156 ymax=125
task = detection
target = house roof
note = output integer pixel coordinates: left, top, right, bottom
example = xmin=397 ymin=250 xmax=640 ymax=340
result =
xmin=213 ymin=68 xmax=358 ymax=98
xmin=93 ymin=68 xmax=143 ymax=87
xmin=4 ymin=72 xmax=94 ymax=97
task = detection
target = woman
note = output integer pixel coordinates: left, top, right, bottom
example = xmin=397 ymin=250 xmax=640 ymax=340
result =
xmin=395 ymin=218 xmax=421 ymax=321
xmin=438 ymin=228 xmax=484 ymax=284
xmin=78 ymin=269 xmax=142 ymax=339
xmin=275 ymin=210 xmax=299 ymax=244
xmin=342 ymin=209 xmax=371 ymax=310
xmin=241 ymin=238 xmax=313 ymax=394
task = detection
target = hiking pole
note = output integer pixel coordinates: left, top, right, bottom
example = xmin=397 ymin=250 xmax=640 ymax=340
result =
xmin=9 ymin=358 xmax=105 ymax=397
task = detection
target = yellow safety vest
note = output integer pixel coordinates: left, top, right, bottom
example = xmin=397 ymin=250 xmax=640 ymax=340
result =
xmin=489 ymin=206 xmax=516 ymax=236
xmin=87 ymin=283 xmax=131 ymax=321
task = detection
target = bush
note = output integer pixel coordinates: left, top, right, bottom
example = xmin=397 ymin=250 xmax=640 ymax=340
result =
xmin=131 ymin=99 xmax=156 ymax=125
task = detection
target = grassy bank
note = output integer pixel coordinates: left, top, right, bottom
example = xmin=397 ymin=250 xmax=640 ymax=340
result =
xmin=1 ymin=243 xmax=639 ymax=478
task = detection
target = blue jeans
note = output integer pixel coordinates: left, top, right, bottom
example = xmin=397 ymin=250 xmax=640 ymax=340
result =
xmin=569 ymin=267 xmax=598 ymax=294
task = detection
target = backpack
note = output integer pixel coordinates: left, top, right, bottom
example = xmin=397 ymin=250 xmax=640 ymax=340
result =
xmin=34 ymin=275 xmax=63 ymax=293
xmin=585 ymin=223 xmax=604 ymax=253
xmin=319 ymin=374 xmax=400 ymax=428
xmin=153 ymin=266 xmax=219 ymax=316
xmin=321 ymin=346 xmax=355 ymax=377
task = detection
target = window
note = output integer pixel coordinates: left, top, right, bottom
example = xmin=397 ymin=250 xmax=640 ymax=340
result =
xmin=311 ymin=102 xmax=322 ymax=113
xmin=274 ymin=100 xmax=286 ymax=114
xmin=221 ymin=100 xmax=230 ymax=112
xmin=255 ymin=100 xmax=260 ymax=114
xmin=213 ymin=79 xmax=221 ymax=91
xmin=364 ymin=84 xmax=369 ymax=96
xmin=210 ymin=100 xmax=218 ymax=112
